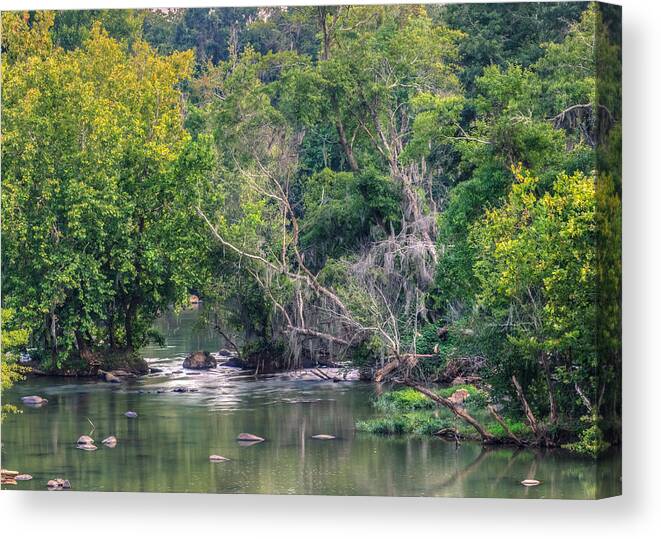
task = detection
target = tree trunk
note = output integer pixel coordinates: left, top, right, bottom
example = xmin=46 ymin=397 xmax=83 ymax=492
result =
xmin=75 ymin=330 xmax=97 ymax=368
xmin=125 ymin=299 xmax=137 ymax=350
xmin=539 ymin=351 xmax=558 ymax=424
xmin=108 ymin=303 xmax=116 ymax=350
xmin=334 ymin=113 xmax=359 ymax=172
xmin=488 ymin=405 xmax=526 ymax=446
xmin=405 ymin=381 xmax=495 ymax=443
xmin=511 ymin=375 xmax=541 ymax=438
xmin=318 ymin=7 xmax=359 ymax=173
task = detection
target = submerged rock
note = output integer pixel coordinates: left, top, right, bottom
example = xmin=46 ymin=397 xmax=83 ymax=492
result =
xmin=236 ymin=433 xmax=265 ymax=443
xmin=20 ymin=395 xmax=48 ymax=406
xmin=521 ymin=479 xmax=541 ymax=487
xmin=311 ymin=434 xmax=336 ymax=440
xmin=102 ymin=436 xmax=118 ymax=447
xmin=183 ymin=351 xmax=217 ymax=370
xmin=209 ymin=454 xmax=230 ymax=462
xmin=124 ymin=411 xmax=138 ymax=418
xmin=173 ymin=386 xmax=199 ymax=393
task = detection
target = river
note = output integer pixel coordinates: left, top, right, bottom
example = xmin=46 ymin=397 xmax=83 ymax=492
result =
xmin=1 ymin=308 xmax=621 ymax=498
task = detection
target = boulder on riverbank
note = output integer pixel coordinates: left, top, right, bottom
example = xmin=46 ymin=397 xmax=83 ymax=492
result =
xmin=183 ymin=351 xmax=217 ymax=370
xmin=99 ymin=349 xmax=149 ymax=375
xmin=100 ymin=370 xmax=121 ymax=383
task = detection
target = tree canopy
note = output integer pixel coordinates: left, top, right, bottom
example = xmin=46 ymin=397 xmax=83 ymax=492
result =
xmin=1 ymin=3 xmax=620 ymax=453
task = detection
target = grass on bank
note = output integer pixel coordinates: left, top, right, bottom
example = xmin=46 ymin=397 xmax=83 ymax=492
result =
xmin=356 ymin=386 xmax=532 ymax=440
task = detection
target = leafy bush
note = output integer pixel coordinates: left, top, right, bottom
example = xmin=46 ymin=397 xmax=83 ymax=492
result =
xmin=373 ymin=385 xmax=489 ymax=416
xmin=562 ymin=419 xmax=611 ymax=457
xmin=374 ymin=387 xmax=435 ymax=413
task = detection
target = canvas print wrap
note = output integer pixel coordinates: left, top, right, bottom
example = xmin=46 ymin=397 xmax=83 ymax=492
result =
xmin=0 ymin=2 xmax=621 ymax=499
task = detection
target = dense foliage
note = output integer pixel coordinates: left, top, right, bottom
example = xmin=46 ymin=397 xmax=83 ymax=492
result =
xmin=1 ymin=4 xmax=621 ymax=453
xmin=2 ymin=12 xmax=214 ymax=368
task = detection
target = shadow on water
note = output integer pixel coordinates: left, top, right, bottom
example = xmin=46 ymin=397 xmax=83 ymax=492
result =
xmin=2 ymin=309 xmax=621 ymax=498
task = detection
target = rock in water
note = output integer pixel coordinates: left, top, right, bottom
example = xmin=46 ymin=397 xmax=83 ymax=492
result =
xmin=102 ymin=436 xmax=118 ymax=447
xmin=77 ymin=435 xmax=94 ymax=445
xmin=521 ymin=479 xmax=541 ymax=487
xmin=47 ymin=478 xmax=71 ymax=490
xmin=125 ymin=411 xmax=138 ymax=418
xmin=20 ymin=395 xmax=48 ymax=406
xmin=209 ymin=455 xmax=229 ymax=462
xmin=1 ymin=469 xmax=20 ymax=485
xmin=182 ymin=351 xmax=217 ymax=370
xmin=311 ymin=434 xmax=336 ymax=440
xmin=77 ymin=443 xmax=97 ymax=451
xmin=15 ymin=474 xmax=33 ymax=481
xmin=236 ymin=433 xmax=265 ymax=442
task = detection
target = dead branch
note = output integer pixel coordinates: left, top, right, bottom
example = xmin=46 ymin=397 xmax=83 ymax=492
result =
xmin=213 ymin=321 xmax=242 ymax=359
xmin=404 ymin=381 xmax=495 ymax=443
xmin=374 ymin=357 xmax=401 ymax=383
xmin=574 ymin=382 xmax=593 ymax=413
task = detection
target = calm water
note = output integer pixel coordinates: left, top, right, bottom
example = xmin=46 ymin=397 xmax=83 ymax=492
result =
xmin=1 ymin=309 xmax=621 ymax=498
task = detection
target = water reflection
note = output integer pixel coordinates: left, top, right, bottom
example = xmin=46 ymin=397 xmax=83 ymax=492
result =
xmin=1 ymin=310 xmax=621 ymax=498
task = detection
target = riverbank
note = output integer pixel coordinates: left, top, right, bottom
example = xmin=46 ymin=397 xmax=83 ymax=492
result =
xmin=1 ymin=366 xmax=622 ymax=498
xmin=355 ymin=385 xmax=617 ymax=458
xmin=356 ymin=386 xmax=530 ymax=440
xmin=24 ymin=347 xmax=149 ymax=378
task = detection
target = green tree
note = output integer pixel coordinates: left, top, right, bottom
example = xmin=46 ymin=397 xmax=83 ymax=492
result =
xmin=1 ymin=309 xmax=30 ymax=420
xmin=430 ymin=5 xmax=600 ymax=313
xmin=471 ymin=165 xmax=598 ymax=435
xmin=52 ymin=9 xmax=145 ymax=50
xmin=1 ymin=16 xmax=213 ymax=368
